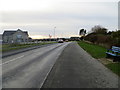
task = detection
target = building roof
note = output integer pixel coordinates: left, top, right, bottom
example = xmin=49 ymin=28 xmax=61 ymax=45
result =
xmin=24 ymin=31 xmax=28 ymax=36
xmin=3 ymin=31 xmax=16 ymax=36
xmin=3 ymin=29 xmax=28 ymax=36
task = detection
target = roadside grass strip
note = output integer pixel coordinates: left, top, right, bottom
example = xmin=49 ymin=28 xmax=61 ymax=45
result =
xmin=106 ymin=63 xmax=120 ymax=76
xmin=77 ymin=41 xmax=106 ymax=59
xmin=1 ymin=42 xmax=57 ymax=52
xmin=77 ymin=41 xmax=120 ymax=77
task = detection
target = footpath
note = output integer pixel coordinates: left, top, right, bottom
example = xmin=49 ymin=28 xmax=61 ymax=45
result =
xmin=42 ymin=42 xmax=119 ymax=88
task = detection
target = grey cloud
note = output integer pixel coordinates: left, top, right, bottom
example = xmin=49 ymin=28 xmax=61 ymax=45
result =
xmin=0 ymin=2 xmax=118 ymax=37
xmin=1 ymin=11 xmax=117 ymax=25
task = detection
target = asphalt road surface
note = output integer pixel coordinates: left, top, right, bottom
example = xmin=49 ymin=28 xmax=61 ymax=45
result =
xmin=1 ymin=42 xmax=119 ymax=88
xmin=42 ymin=42 xmax=119 ymax=88
xmin=2 ymin=42 xmax=70 ymax=88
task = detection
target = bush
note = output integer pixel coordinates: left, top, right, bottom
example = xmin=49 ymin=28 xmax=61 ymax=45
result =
xmin=84 ymin=25 xmax=120 ymax=48
xmin=84 ymin=33 xmax=97 ymax=43
xmin=111 ymin=30 xmax=120 ymax=46
xmin=84 ymin=34 xmax=114 ymax=48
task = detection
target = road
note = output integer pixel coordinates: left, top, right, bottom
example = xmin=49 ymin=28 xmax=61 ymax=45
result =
xmin=2 ymin=42 xmax=70 ymax=88
xmin=42 ymin=42 xmax=119 ymax=88
xmin=1 ymin=42 xmax=119 ymax=88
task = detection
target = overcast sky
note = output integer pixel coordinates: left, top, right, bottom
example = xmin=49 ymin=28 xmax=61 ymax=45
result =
xmin=0 ymin=0 xmax=119 ymax=39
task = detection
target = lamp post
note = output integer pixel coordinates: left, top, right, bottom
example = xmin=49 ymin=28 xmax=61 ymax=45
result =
xmin=54 ymin=27 xmax=56 ymax=39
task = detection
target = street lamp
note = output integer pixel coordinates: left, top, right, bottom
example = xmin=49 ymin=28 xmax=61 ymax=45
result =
xmin=54 ymin=27 xmax=56 ymax=39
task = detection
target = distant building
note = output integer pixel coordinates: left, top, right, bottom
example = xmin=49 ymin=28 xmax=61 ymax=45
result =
xmin=2 ymin=29 xmax=29 ymax=43
xmin=0 ymin=34 xmax=2 ymax=40
xmin=0 ymin=34 xmax=2 ymax=44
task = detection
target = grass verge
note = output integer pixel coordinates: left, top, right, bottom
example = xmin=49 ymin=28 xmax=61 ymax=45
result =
xmin=106 ymin=63 xmax=120 ymax=76
xmin=77 ymin=41 xmax=120 ymax=77
xmin=77 ymin=41 xmax=106 ymax=59
xmin=1 ymin=42 xmax=57 ymax=52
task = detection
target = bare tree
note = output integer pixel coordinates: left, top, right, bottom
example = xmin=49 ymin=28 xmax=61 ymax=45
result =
xmin=91 ymin=25 xmax=107 ymax=34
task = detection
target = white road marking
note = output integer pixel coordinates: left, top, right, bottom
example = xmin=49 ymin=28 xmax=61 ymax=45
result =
xmin=0 ymin=55 xmax=24 ymax=65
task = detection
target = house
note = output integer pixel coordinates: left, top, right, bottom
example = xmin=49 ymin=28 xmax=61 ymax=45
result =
xmin=0 ymin=34 xmax=2 ymax=39
xmin=2 ymin=29 xmax=29 ymax=43
xmin=0 ymin=34 xmax=2 ymax=44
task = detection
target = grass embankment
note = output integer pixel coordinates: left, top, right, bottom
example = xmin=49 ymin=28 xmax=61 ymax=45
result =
xmin=1 ymin=42 xmax=56 ymax=52
xmin=77 ymin=41 xmax=120 ymax=77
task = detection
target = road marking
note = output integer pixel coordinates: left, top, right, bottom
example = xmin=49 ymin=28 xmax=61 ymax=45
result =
xmin=0 ymin=55 xmax=24 ymax=65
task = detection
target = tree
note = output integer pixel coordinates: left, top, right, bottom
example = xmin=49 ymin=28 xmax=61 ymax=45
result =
xmin=91 ymin=25 xmax=107 ymax=34
xmin=79 ymin=29 xmax=86 ymax=36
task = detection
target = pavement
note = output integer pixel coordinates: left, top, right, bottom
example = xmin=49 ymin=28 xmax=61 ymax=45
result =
xmin=2 ymin=42 xmax=70 ymax=88
xmin=42 ymin=42 xmax=119 ymax=88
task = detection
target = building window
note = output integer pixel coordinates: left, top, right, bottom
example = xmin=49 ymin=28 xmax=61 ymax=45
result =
xmin=17 ymin=35 xmax=22 ymax=38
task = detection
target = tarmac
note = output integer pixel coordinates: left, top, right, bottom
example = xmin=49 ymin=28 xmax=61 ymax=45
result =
xmin=42 ymin=42 xmax=119 ymax=88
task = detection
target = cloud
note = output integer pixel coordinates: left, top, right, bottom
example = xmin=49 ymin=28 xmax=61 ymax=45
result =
xmin=0 ymin=1 xmax=118 ymax=38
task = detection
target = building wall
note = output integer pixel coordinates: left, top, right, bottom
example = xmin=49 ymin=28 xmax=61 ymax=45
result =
xmin=13 ymin=30 xmax=28 ymax=43
xmin=0 ymin=34 xmax=2 ymax=40
xmin=3 ymin=36 xmax=8 ymax=43
xmin=3 ymin=35 xmax=14 ymax=43
xmin=3 ymin=30 xmax=29 ymax=43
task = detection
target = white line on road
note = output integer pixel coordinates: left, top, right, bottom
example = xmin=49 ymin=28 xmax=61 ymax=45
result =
xmin=0 ymin=55 xmax=24 ymax=65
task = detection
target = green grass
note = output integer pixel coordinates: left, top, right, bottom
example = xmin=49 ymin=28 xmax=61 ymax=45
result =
xmin=1 ymin=42 xmax=56 ymax=52
xmin=106 ymin=63 xmax=120 ymax=76
xmin=77 ymin=41 xmax=120 ymax=77
xmin=77 ymin=41 xmax=106 ymax=59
